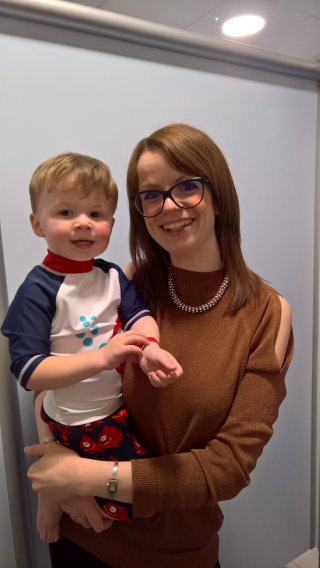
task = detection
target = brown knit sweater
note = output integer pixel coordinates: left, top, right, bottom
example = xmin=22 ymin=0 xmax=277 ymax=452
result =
xmin=61 ymin=266 xmax=294 ymax=567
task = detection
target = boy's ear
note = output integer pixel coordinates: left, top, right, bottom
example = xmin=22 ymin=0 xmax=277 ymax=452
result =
xmin=29 ymin=213 xmax=44 ymax=237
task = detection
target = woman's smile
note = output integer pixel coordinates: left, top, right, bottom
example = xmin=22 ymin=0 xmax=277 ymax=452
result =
xmin=161 ymin=218 xmax=194 ymax=232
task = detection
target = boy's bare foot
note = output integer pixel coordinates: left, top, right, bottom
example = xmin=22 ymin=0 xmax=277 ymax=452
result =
xmin=37 ymin=494 xmax=62 ymax=543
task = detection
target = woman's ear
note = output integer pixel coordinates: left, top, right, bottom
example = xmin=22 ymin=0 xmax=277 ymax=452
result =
xmin=29 ymin=213 xmax=44 ymax=237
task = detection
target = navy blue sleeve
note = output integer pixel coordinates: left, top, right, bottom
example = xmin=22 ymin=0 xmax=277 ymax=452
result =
xmin=94 ymin=259 xmax=152 ymax=330
xmin=1 ymin=266 xmax=61 ymax=390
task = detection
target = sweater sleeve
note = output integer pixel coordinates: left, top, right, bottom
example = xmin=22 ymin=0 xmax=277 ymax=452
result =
xmin=131 ymin=293 xmax=294 ymax=517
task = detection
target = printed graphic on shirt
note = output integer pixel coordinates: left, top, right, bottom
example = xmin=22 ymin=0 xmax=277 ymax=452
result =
xmin=75 ymin=315 xmax=99 ymax=347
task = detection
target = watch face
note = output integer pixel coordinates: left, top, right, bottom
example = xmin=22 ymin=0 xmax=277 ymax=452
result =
xmin=107 ymin=479 xmax=118 ymax=495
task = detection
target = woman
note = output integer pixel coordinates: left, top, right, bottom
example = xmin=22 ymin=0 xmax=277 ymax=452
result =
xmin=26 ymin=123 xmax=293 ymax=568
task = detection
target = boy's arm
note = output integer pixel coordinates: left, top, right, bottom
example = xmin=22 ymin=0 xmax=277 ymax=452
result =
xmin=119 ymin=268 xmax=183 ymax=386
xmin=27 ymin=349 xmax=109 ymax=391
xmin=130 ymin=315 xmax=159 ymax=343
xmin=27 ymin=330 xmax=149 ymax=391
xmin=131 ymin=316 xmax=183 ymax=387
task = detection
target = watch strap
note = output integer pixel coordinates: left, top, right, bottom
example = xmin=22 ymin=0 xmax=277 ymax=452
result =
xmin=107 ymin=460 xmax=119 ymax=497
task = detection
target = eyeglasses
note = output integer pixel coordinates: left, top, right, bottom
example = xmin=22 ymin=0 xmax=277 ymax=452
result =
xmin=131 ymin=177 xmax=208 ymax=218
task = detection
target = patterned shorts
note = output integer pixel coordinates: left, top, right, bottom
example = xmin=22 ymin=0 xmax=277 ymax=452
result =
xmin=41 ymin=404 xmax=148 ymax=521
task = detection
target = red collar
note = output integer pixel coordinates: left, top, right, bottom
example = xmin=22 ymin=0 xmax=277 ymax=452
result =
xmin=42 ymin=250 xmax=94 ymax=274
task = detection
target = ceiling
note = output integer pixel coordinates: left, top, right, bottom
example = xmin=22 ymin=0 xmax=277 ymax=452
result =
xmin=65 ymin=0 xmax=320 ymax=63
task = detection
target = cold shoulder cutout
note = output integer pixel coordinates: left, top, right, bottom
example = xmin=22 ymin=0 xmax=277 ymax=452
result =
xmin=275 ymin=296 xmax=292 ymax=368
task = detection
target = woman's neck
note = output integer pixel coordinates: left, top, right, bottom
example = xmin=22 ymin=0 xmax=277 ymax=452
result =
xmin=169 ymin=250 xmax=223 ymax=272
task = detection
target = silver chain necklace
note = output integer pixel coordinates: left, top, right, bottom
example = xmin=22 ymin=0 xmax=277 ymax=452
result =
xmin=168 ymin=269 xmax=230 ymax=314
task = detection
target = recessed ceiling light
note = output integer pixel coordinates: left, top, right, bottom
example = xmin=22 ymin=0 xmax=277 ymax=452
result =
xmin=222 ymin=15 xmax=265 ymax=38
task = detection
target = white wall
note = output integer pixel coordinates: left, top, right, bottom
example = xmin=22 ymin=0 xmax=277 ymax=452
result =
xmin=0 ymin=6 xmax=318 ymax=568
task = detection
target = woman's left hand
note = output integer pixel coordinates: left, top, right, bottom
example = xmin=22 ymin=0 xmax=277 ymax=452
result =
xmin=25 ymin=442 xmax=83 ymax=502
xmin=60 ymin=496 xmax=114 ymax=531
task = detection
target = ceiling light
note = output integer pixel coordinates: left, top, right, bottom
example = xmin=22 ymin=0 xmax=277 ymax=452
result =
xmin=222 ymin=15 xmax=265 ymax=38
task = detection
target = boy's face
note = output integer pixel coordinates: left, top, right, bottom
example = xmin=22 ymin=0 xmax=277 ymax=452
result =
xmin=30 ymin=186 xmax=115 ymax=261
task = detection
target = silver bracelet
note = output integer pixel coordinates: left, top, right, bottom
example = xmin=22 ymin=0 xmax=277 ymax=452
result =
xmin=107 ymin=461 xmax=119 ymax=498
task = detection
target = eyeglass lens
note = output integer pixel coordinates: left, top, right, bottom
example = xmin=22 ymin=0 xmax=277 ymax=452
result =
xmin=135 ymin=179 xmax=204 ymax=217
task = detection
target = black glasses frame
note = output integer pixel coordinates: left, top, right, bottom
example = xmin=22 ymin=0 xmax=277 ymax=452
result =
xmin=130 ymin=176 xmax=209 ymax=218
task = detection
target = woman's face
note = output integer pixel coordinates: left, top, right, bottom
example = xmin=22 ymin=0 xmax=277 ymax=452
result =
xmin=136 ymin=150 xmax=222 ymax=271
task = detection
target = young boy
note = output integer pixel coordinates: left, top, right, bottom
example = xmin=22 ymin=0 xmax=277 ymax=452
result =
xmin=1 ymin=152 xmax=182 ymax=543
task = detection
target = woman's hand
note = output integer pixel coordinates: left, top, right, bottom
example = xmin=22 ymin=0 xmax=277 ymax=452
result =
xmin=25 ymin=441 xmax=133 ymax=505
xmin=25 ymin=442 xmax=84 ymax=502
xmin=60 ymin=496 xmax=114 ymax=532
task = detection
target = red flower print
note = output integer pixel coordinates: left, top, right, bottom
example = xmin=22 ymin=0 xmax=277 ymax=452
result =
xmin=79 ymin=434 xmax=103 ymax=454
xmin=102 ymin=502 xmax=132 ymax=521
xmin=97 ymin=425 xmax=123 ymax=449
xmin=55 ymin=424 xmax=71 ymax=447
xmin=131 ymin=434 xmax=147 ymax=456
xmin=112 ymin=408 xmax=127 ymax=423
xmin=80 ymin=420 xmax=103 ymax=432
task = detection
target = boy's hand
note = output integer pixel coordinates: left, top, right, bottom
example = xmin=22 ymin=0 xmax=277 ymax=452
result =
xmin=139 ymin=343 xmax=183 ymax=388
xmin=100 ymin=331 xmax=149 ymax=370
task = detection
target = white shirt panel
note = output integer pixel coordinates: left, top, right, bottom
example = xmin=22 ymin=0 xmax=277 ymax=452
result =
xmin=44 ymin=267 xmax=124 ymax=425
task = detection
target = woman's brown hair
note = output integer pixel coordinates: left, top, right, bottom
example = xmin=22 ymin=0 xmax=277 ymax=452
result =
xmin=127 ymin=123 xmax=260 ymax=314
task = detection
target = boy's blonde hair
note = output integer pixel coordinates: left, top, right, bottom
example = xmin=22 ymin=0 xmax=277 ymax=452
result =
xmin=29 ymin=152 xmax=118 ymax=213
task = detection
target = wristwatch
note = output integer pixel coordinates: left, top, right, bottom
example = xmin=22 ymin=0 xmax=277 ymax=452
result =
xmin=107 ymin=460 xmax=119 ymax=497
